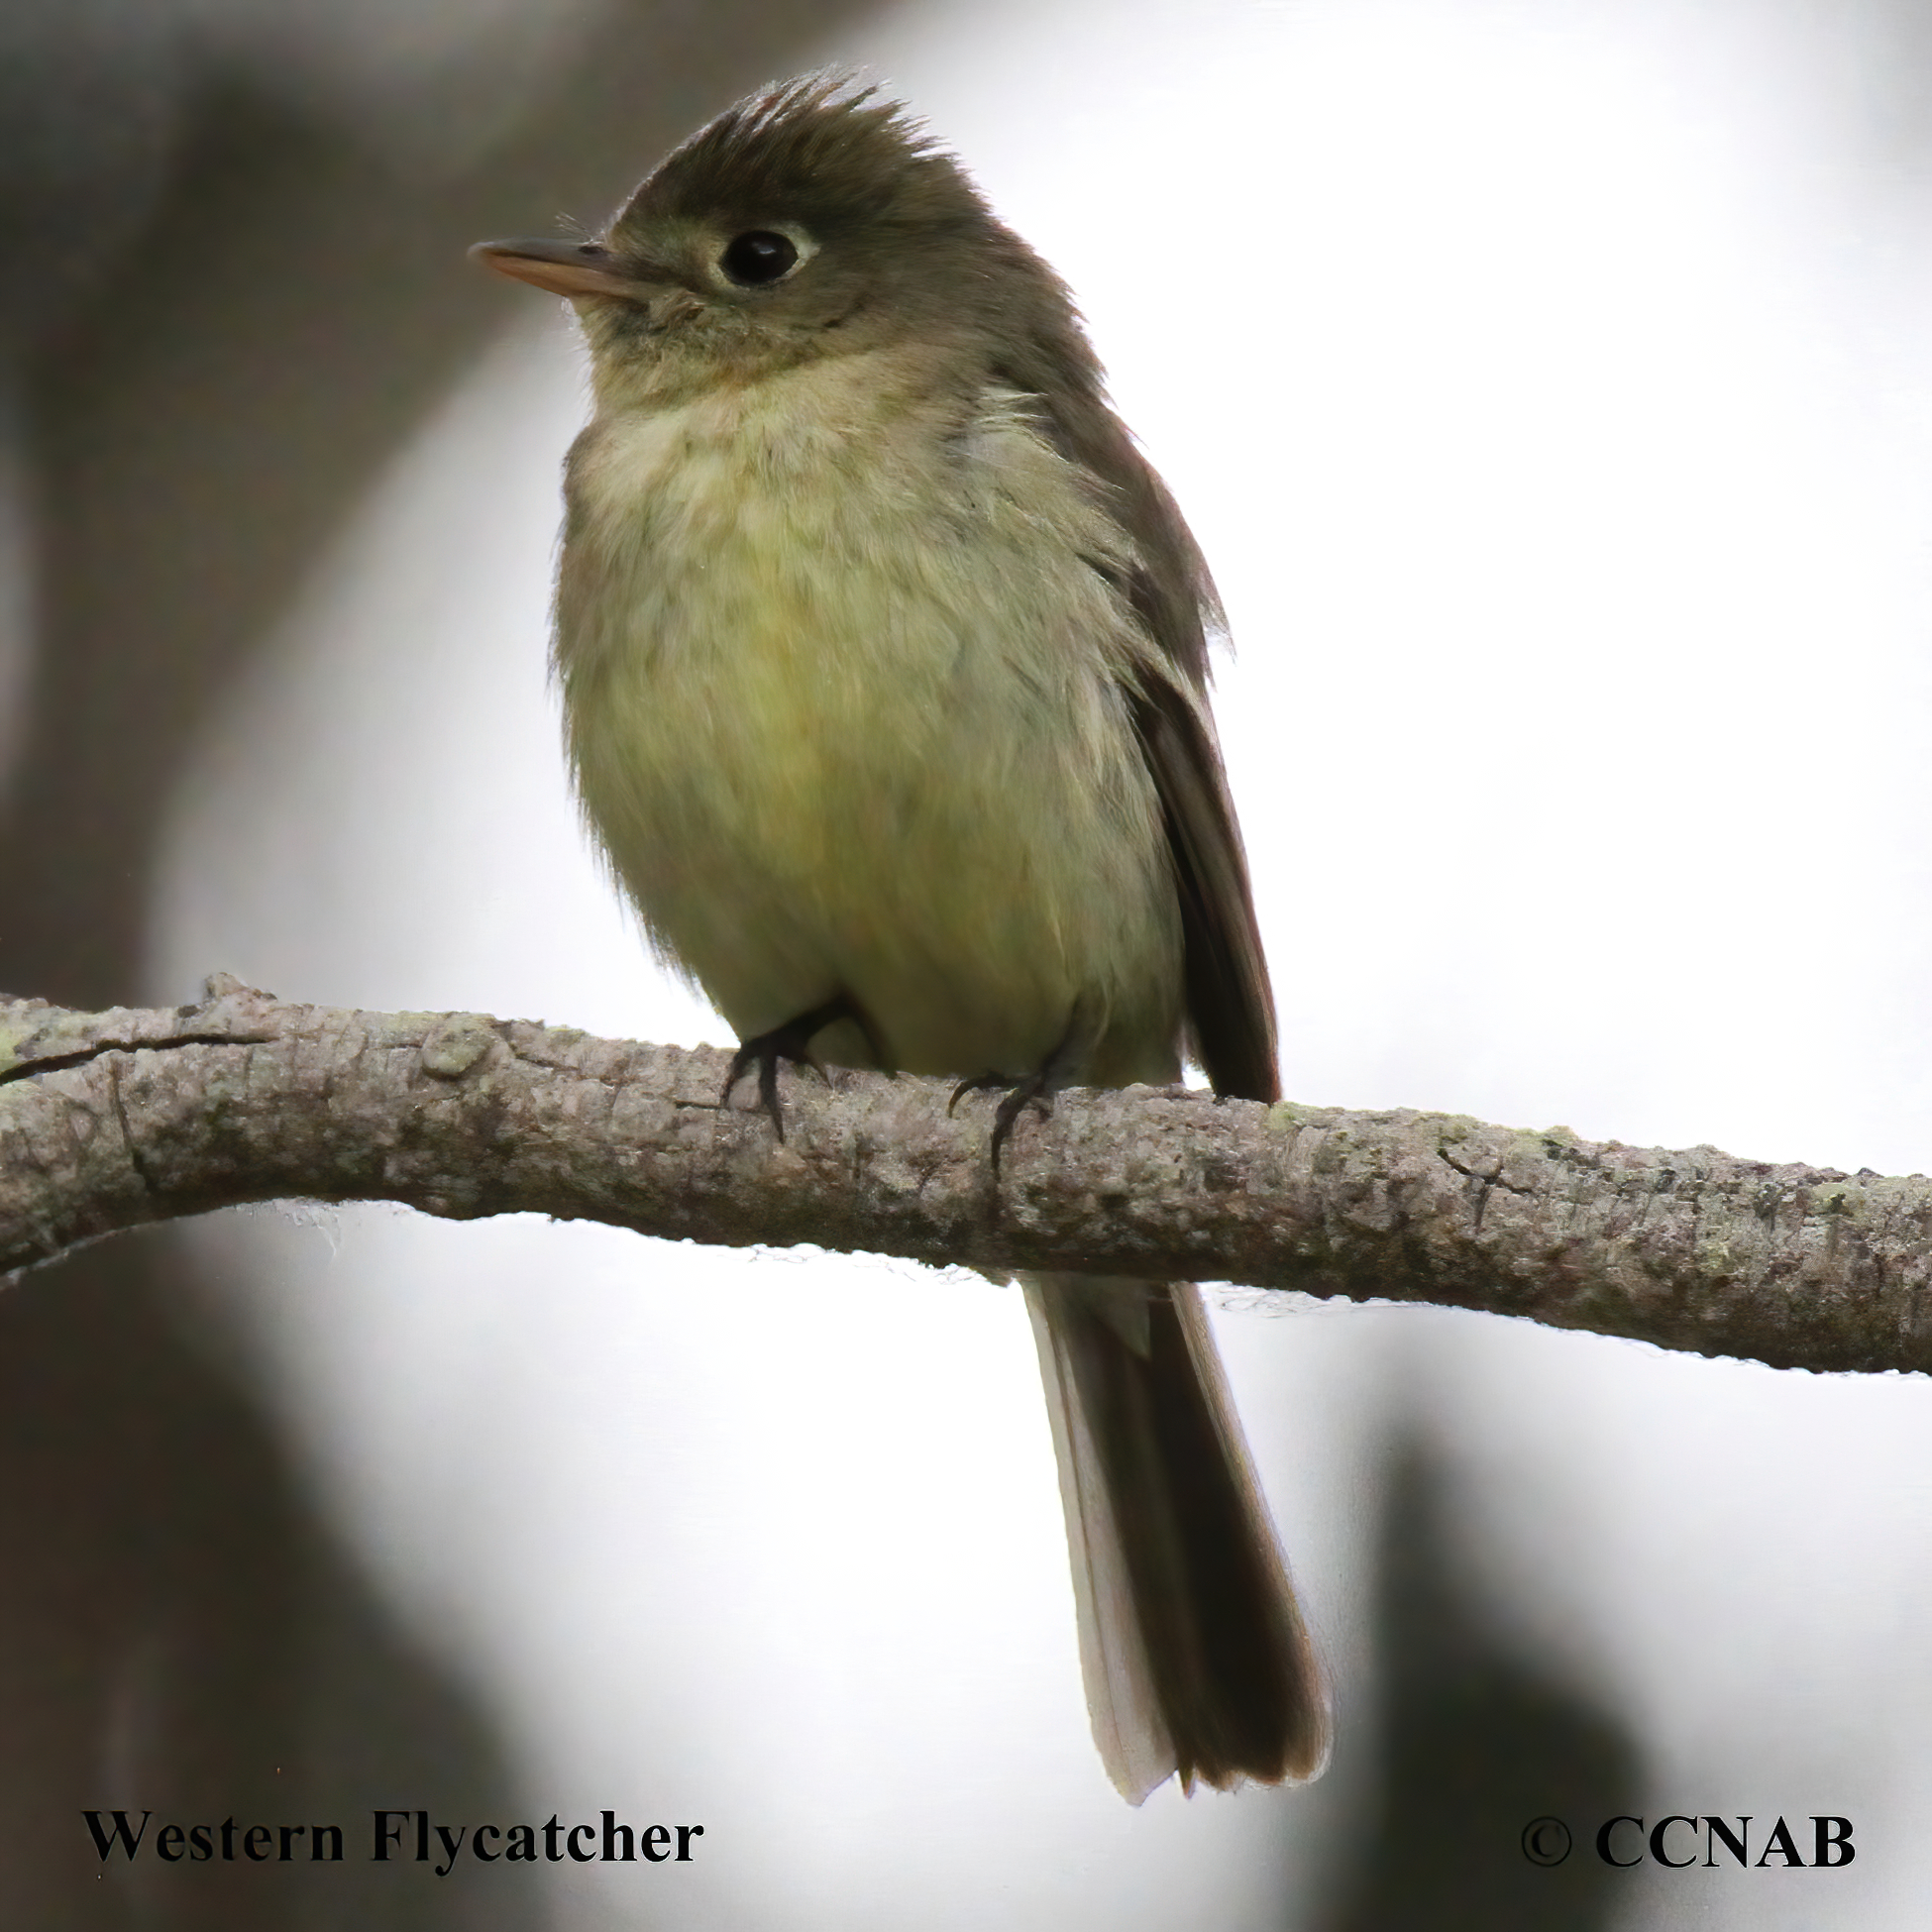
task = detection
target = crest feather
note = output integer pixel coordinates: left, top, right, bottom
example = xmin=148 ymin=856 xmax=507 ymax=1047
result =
xmin=613 ymin=71 xmax=985 ymax=241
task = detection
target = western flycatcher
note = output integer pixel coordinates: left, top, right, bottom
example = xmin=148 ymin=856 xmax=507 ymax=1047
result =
xmin=475 ymin=74 xmax=1328 ymax=1800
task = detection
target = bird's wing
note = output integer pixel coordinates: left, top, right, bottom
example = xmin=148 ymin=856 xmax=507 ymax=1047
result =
xmin=1123 ymin=663 xmax=1279 ymax=1105
xmin=1005 ymin=376 xmax=1280 ymax=1104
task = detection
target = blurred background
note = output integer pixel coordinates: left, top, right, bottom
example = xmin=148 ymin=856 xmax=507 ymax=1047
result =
xmin=6 ymin=0 xmax=1932 ymax=1924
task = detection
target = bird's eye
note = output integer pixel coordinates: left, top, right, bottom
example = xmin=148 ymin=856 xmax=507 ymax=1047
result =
xmin=718 ymin=231 xmax=800 ymax=287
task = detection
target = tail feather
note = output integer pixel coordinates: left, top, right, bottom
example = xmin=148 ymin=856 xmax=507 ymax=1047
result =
xmin=1024 ymin=1275 xmax=1329 ymax=1801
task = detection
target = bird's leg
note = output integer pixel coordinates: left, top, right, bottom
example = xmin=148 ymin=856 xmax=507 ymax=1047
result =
xmin=722 ymin=992 xmax=884 ymax=1140
xmin=948 ymin=1003 xmax=1090 ymax=1175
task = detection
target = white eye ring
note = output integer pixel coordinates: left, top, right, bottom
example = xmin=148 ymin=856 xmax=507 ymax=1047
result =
xmin=712 ymin=225 xmax=815 ymax=289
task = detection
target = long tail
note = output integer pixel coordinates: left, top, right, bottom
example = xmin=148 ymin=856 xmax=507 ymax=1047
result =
xmin=1024 ymin=1274 xmax=1329 ymax=1802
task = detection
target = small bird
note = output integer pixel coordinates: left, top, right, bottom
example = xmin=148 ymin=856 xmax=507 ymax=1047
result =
xmin=475 ymin=73 xmax=1328 ymax=1800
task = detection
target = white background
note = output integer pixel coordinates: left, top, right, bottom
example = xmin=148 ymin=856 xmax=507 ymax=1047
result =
xmin=146 ymin=0 xmax=1932 ymax=1923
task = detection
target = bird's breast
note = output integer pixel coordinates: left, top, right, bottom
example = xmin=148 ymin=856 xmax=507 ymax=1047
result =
xmin=552 ymin=356 xmax=1181 ymax=1081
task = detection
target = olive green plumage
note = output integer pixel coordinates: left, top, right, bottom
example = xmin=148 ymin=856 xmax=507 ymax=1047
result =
xmin=478 ymin=72 xmax=1325 ymax=1798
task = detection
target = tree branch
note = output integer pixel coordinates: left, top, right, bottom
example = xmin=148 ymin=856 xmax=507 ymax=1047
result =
xmin=4 ymin=976 xmax=1926 ymax=1376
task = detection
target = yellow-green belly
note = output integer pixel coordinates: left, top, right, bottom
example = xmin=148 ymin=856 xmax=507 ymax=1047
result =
xmin=555 ymin=364 xmax=1183 ymax=1087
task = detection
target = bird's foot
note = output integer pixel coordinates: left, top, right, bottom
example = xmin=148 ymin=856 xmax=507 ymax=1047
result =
xmin=722 ymin=993 xmax=882 ymax=1140
xmin=948 ymin=1006 xmax=1088 ymax=1176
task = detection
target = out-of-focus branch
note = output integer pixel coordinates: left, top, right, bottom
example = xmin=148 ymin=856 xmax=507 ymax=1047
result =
xmin=4 ymin=976 xmax=1928 ymax=1376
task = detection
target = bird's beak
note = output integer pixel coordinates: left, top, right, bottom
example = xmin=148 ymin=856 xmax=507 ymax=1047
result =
xmin=470 ymin=238 xmax=660 ymax=302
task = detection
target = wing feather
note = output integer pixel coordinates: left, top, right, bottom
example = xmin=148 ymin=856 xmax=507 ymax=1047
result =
xmin=996 ymin=370 xmax=1279 ymax=1103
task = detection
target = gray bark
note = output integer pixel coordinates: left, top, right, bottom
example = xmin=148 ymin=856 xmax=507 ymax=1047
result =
xmin=3 ymin=976 xmax=1926 ymax=1377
